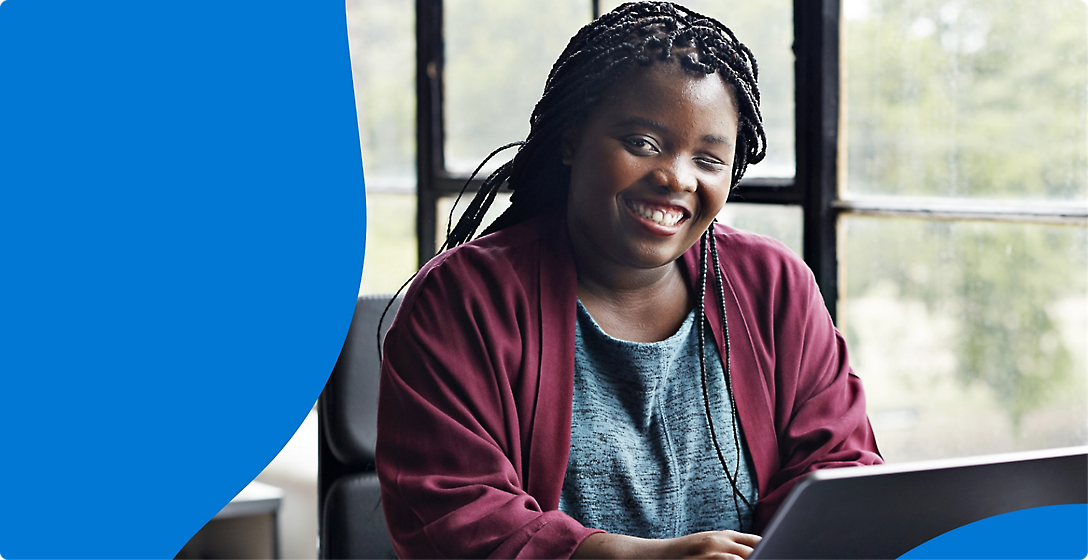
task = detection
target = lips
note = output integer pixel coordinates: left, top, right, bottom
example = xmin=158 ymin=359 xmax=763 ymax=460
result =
xmin=626 ymin=199 xmax=688 ymax=228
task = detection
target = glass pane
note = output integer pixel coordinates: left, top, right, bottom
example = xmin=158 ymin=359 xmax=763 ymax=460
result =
xmin=346 ymin=0 xmax=416 ymax=186
xmin=444 ymin=0 xmax=591 ymax=174
xmin=842 ymin=215 xmax=1088 ymax=462
xmin=347 ymin=1 xmax=416 ymax=295
xmin=437 ymin=192 xmax=514 ymax=251
xmin=360 ymin=192 xmax=418 ymax=295
xmin=844 ymin=0 xmax=1088 ymax=202
xmin=716 ymin=203 xmax=803 ymax=257
xmin=598 ymin=0 xmax=796 ymax=178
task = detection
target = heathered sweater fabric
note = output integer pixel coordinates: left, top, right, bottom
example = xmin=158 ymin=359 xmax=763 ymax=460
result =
xmin=559 ymin=301 xmax=757 ymax=537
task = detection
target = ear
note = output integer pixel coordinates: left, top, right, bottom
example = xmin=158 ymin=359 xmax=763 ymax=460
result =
xmin=560 ymin=126 xmax=580 ymax=165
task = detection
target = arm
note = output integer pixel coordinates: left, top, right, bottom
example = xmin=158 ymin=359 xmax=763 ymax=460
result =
xmin=376 ymin=255 xmax=599 ymax=559
xmin=755 ymin=253 xmax=883 ymax=529
xmin=707 ymin=230 xmax=882 ymax=532
xmin=573 ymin=532 xmax=762 ymax=560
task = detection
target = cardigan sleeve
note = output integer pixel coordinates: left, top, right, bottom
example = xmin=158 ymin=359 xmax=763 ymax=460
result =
xmin=757 ymin=290 xmax=882 ymax=529
xmin=725 ymin=234 xmax=883 ymax=532
xmin=375 ymin=246 xmax=600 ymax=559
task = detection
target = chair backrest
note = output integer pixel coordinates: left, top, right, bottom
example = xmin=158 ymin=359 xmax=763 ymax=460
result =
xmin=318 ymin=294 xmax=402 ymax=559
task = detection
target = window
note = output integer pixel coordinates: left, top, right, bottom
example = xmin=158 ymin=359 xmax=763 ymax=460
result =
xmin=346 ymin=0 xmax=418 ymax=294
xmin=347 ymin=0 xmax=1088 ymax=462
xmin=841 ymin=0 xmax=1088 ymax=461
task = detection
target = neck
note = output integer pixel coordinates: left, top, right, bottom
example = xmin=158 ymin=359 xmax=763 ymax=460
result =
xmin=571 ymin=242 xmax=694 ymax=343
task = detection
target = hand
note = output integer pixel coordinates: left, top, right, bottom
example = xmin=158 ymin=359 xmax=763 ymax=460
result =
xmin=573 ymin=530 xmax=762 ymax=559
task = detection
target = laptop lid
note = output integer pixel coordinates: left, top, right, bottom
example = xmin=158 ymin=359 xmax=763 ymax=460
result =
xmin=749 ymin=446 xmax=1088 ymax=560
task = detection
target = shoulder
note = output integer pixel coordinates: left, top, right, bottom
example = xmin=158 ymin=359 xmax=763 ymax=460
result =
xmin=414 ymin=216 xmax=551 ymax=291
xmin=711 ymin=223 xmax=814 ymax=293
xmin=391 ymin=215 xmax=560 ymax=333
xmin=704 ymin=223 xmax=829 ymax=333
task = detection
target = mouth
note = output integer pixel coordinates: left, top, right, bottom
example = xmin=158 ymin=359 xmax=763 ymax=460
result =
xmin=626 ymin=199 xmax=688 ymax=228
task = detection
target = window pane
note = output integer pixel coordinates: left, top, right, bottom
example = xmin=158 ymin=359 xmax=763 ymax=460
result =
xmin=717 ymin=203 xmax=803 ymax=257
xmin=347 ymin=0 xmax=417 ymax=295
xmin=346 ymin=0 xmax=416 ymax=186
xmin=598 ymin=0 xmax=796 ymax=178
xmin=444 ymin=0 xmax=591 ymax=175
xmin=842 ymin=215 xmax=1088 ymax=461
xmin=360 ymin=192 xmax=418 ymax=295
xmin=844 ymin=0 xmax=1088 ymax=202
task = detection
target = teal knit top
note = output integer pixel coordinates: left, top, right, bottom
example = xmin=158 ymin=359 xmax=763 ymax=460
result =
xmin=558 ymin=301 xmax=758 ymax=537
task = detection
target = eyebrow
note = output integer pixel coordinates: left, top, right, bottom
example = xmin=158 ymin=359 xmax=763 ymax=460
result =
xmin=618 ymin=117 xmax=669 ymax=133
xmin=702 ymin=134 xmax=735 ymax=148
xmin=616 ymin=117 xmax=735 ymax=147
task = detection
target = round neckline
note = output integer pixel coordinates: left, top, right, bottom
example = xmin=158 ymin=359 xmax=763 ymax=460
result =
xmin=575 ymin=299 xmax=696 ymax=347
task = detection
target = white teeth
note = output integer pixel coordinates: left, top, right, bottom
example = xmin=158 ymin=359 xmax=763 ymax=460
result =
xmin=630 ymin=201 xmax=683 ymax=227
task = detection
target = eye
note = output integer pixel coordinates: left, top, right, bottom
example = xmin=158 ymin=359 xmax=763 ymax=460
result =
xmin=694 ymin=155 xmax=729 ymax=172
xmin=622 ymin=135 xmax=660 ymax=155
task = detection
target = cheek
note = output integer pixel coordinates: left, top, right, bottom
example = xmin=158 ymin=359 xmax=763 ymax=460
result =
xmin=571 ymin=154 xmax=627 ymax=198
xmin=700 ymin=184 xmax=731 ymax=219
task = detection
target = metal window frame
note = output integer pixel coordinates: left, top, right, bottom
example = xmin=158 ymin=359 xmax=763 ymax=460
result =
xmin=415 ymin=0 xmax=443 ymax=267
xmin=794 ymin=0 xmax=840 ymax=321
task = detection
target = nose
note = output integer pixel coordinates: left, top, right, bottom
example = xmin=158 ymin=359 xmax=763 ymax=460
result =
xmin=649 ymin=158 xmax=698 ymax=193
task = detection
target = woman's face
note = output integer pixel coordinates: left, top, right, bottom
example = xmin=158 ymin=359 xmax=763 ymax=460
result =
xmin=562 ymin=60 xmax=739 ymax=275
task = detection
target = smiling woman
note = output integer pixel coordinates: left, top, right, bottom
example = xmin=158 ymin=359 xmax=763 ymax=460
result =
xmin=375 ymin=3 xmax=882 ymax=559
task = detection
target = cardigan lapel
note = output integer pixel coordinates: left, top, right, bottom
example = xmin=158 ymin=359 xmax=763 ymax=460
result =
xmin=525 ymin=213 xmax=579 ymax=509
xmin=680 ymin=234 xmax=780 ymax=498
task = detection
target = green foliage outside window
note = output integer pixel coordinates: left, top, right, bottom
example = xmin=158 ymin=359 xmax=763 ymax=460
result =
xmin=845 ymin=0 xmax=1087 ymax=451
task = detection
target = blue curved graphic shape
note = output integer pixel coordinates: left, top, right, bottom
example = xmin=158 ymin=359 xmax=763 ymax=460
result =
xmin=0 ymin=0 xmax=365 ymax=558
xmin=901 ymin=504 xmax=1088 ymax=559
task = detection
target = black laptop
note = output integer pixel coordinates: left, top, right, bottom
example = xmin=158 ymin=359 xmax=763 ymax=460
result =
xmin=749 ymin=446 xmax=1088 ymax=559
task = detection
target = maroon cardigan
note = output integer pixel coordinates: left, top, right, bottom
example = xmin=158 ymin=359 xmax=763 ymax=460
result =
xmin=376 ymin=214 xmax=882 ymax=559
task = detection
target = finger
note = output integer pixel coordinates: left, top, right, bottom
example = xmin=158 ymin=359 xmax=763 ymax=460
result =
xmin=713 ymin=533 xmax=757 ymax=559
xmin=682 ymin=532 xmax=756 ymax=559
xmin=723 ymin=542 xmax=754 ymax=559
xmin=704 ymin=554 xmax=744 ymax=560
xmin=722 ymin=530 xmax=762 ymax=547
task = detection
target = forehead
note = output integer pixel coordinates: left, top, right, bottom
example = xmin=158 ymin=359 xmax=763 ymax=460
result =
xmin=589 ymin=61 xmax=739 ymax=131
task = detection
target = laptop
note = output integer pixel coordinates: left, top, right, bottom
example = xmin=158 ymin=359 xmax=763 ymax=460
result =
xmin=748 ymin=446 xmax=1088 ymax=559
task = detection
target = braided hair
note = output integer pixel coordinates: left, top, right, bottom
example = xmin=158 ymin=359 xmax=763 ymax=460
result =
xmin=385 ymin=0 xmax=767 ymax=525
xmin=444 ymin=1 xmax=765 ymax=248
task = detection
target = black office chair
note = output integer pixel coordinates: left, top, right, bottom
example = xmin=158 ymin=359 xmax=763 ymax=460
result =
xmin=318 ymin=294 xmax=401 ymax=559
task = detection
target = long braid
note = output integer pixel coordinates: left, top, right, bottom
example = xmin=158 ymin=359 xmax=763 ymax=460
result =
xmin=708 ymin=221 xmax=754 ymax=512
xmin=698 ymin=224 xmax=754 ymax=525
xmin=443 ymin=141 xmax=523 ymax=250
